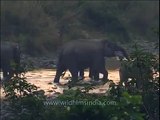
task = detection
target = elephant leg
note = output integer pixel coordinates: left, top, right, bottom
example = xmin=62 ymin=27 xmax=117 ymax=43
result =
xmin=102 ymin=70 xmax=108 ymax=80
xmin=9 ymin=71 xmax=14 ymax=79
xmin=79 ymin=69 xmax=84 ymax=80
xmin=14 ymin=64 xmax=20 ymax=77
xmin=91 ymin=70 xmax=99 ymax=81
xmin=2 ymin=70 xmax=8 ymax=80
xmin=89 ymin=69 xmax=93 ymax=78
xmin=94 ymin=72 xmax=99 ymax=81
xmin=54 ymin=70 xmax=62 ymax=83
xmin=54 ymin=67 xmax=66 ymax=83
xmin=8 ymin=67 xmax=14 ymax=79
xmin=2 ymin=66 xmax=11 ymax=81
xmin=2 ymin=69 xmax=7 ymax=77
xmin=89 ymin=69 xmax=100 ymax=81
xmin=119 ymin=67 xmax=130 ymax=86
xmin=69 ymin=68 xmax=78 ymax=82
xmin=92 ymin=56 xmax=106 ymax=81
xmin=119 ymin=68 xmax=125 ymax=85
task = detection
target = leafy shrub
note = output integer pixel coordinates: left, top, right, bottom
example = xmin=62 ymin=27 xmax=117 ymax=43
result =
xmin=118 ymin=43 xmax=159 ymax=120
xmin=42 ymin=89 xmax=144 ymax=120
xmin=2 ymin=63 xmax=46 ymax=120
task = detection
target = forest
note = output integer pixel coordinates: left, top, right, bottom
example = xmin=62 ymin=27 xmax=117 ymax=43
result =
xmin=1 ymin=1 xmax=159 ymax=55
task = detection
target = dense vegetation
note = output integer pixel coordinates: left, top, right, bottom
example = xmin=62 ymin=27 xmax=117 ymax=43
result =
xmin=1 ymin=1 xmax=159 ymax=55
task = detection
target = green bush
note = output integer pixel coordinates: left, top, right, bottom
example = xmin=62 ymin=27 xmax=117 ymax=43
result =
xmin=2 ymin=62 xmax=46 ymax=120
xmin=42 ymin=89 xmax=144 ymax=120
xmin=119 ymin=43 xmax=159 ymax=120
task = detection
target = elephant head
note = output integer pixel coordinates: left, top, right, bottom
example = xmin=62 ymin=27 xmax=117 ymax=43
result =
xmin=103 ymin=40 xmax=129 ymax=60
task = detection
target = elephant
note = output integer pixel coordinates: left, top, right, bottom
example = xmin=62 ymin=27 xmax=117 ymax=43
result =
xmin=53 ymin=39 xmax=128 ymax=84
xmin=1 ymin=42 xmax=21 ymax=81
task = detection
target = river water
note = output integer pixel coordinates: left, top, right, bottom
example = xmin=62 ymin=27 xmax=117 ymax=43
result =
xmin=1 ymin=69 xmax=120 ymax=97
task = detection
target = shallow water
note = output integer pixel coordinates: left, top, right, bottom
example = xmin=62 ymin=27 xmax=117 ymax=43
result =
xmin=1 ymin=69 xmax=120 ymax=97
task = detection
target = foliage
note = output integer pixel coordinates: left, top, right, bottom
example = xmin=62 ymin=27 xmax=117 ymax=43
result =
xmin=118 ymin=44 xmax=159 ymax=120
xmin=1 ymin=1 xmax=159 ymax=55
xmin=2 ymin=63 xmax=46 ymax=120
xmin=42 ymin=89 xmax=144 ymax=120
xmin=2 ymin=78 xmax=144 ymax=120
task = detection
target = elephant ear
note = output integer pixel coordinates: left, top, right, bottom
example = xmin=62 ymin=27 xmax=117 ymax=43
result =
xmin=103 ymin=40 xmax=129 ymax=60
xmin=115 ymin=47 xmax=129 ymax=60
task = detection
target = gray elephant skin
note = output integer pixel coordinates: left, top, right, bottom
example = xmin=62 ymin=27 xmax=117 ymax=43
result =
xmin=53 ymin=40 xmax=128 ymax=83
xmin=1 ymin=42 xmax=20 ymax=80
